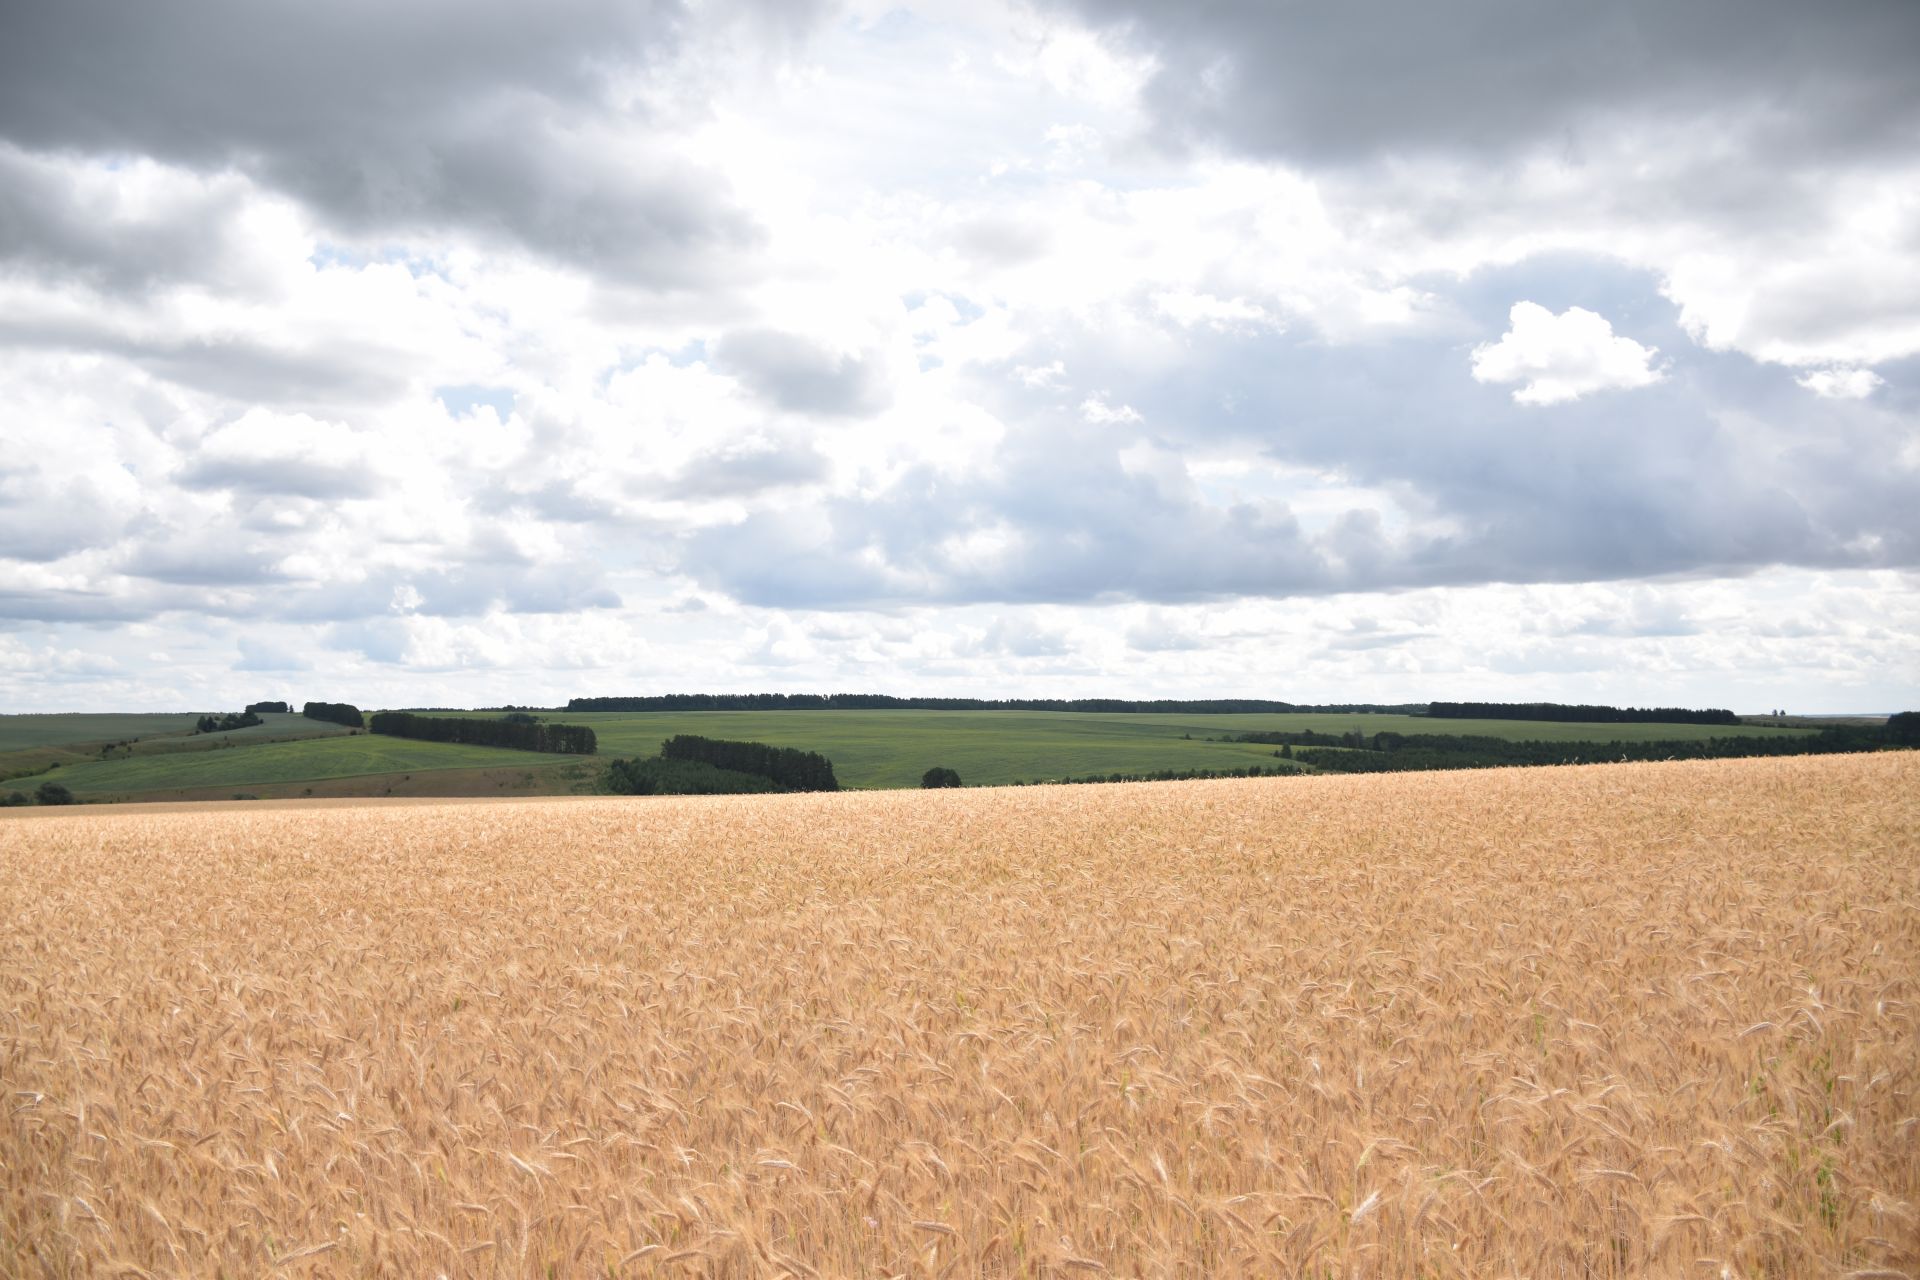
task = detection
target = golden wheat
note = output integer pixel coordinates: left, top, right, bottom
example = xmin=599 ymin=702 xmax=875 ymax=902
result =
xmin=2 ymin=754 xmax=1916 ymax=1277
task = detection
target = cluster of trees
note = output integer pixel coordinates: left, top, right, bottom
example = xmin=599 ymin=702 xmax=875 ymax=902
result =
xmin=1014 ymin=764 xmax=1295 ymax=786
xmin=244 ymin=701 xmax=289 ymax=714
xmin=1286 ymin=724 xmax=1907 ymax=774
xmin=1427 ymin=701 xmax=1740 ymax=725
xmin=303 ymin=701 xmax=365 ymax=728
xmin=567 ymin=694 xmax=1420 ymax=714
xmin=660 ymin=735 xmax=838 ymax=790
xmin=921 ymin=767 xmax=963 ymax=788
xmin=2 ymin=782 xmax=74 ymax=806
xmin=369 ymin=712 xmax=597 ymax=754
xmin=604 ymin=756 xmax=782 ymax=796
xmin=194 ymin=711 xmax=262 ymax=734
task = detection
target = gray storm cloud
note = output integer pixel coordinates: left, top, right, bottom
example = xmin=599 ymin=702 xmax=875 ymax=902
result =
xmin=1042 ymin=0 xmax=1920 ymax=165
xmin=0 ymin=0 xmax=762 ymax=285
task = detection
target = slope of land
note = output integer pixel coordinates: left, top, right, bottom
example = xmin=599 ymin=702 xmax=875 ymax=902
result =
xmin=34 ymin=733 xmax=563 ymax=799
xmin=3 ymin=709 xmax=1816 ymax=800
xmin=3 ymin=754 xmax=1914 ymax=1276
xmin=0 ymin=711 xmax=356 ymax=788
xmin=0 ymin=712 xmax=206 ymax=750
xmin=437 ymin=708 xmax=1812 ymax=789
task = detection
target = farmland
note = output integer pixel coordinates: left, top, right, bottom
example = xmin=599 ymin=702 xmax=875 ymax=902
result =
xmin=436 ymin=708 xmax=1809 ymax=790
xmin=3 ymin=754 xmax=1915 ymax=1276
xmin=0 ymin=708 xmax=1816 ymax=800
xmin=27 ymin=732 xmax=563 ymax=800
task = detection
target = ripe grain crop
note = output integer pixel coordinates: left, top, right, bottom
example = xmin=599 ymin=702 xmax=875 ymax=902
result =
xmin=3 ymin=754 xmax=1917 ymax=1277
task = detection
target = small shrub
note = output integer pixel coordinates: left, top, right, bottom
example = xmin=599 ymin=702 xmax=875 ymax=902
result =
xmin=34 ymin=781 xmax=74 ymax=806
xmin=921 ymin=767 xmax=963 ymax=789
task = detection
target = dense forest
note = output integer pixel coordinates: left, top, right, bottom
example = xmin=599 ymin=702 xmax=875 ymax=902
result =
xmin=369 ymin=712 xmax=597 ymax=754
xmin=244 ymin=701 xmax=289 ymax=714
xmin=659 ymin=735 xmax=839 ymax=790
xmin=568 ymin=693 xmax=1420 ymax=714
xmin=1427 ymin=701 xmax=1740 ymax=725
xmin=302 ymin=701 xmax=364 ymax=728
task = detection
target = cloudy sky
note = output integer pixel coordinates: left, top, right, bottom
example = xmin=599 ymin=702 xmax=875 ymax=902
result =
xmin=2 ymin=0 xmax=1917 ymax=713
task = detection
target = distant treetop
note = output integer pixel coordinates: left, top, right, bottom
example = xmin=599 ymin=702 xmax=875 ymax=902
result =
xmin=567 ymin=693 xmax=1423 ymax=714
xmin=1427 ymin=701 xmax=1740 ymax=726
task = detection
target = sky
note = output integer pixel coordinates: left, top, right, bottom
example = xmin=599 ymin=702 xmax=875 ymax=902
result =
xmin=1 ymin=0 xmax=1917 ymax=713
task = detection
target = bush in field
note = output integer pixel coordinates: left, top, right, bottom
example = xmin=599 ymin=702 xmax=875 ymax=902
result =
xmin=921 ymin=767 xmax=962 ymax=788
xmin=34 ymin=781 xmax=74 ymax=805
xmin=1 ymin=790 xmax=27 ymax=807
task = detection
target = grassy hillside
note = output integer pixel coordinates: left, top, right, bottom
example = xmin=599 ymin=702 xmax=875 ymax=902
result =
xmin=44 ymin=735 xmax=563 ymax=798
xmin=9 ymin=707 xmax=1820 ymax=799
xmin=119 ymin=712 xmax=356 ymax=753
xmin=0 ymin=712 xmax=205 ymax=751
xmin=442 ymin=709 xmax=1811 ymax=790
xmin=1 ymin=712 xmax=359 ymax=788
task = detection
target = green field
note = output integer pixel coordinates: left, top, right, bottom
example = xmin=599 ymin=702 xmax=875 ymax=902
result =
xmin=1 ymin=712 xmax=360 ymax=787
xmin=34 ymin=734 xmax=561 ymax=797
xmin=441 ymin=709 xmax=1810 ymax=790
xmin=0 ymin=712 xmax=206 ymax=751
xmin=3 ymin=708 xmax=1817 ymax=799
xmin=120 ymin=712 xmax=355 ymax=753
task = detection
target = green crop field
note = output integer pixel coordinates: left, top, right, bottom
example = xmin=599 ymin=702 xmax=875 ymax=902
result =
xmin=441 ymin=709 xmax=1812 ymax=790
xmin=122 ymin=712 xmax=355 ymax=754
xmin=38 ymin=734 xmax=562 ymax=798
xmin=0 ymin=712 xmax=206 ymax=751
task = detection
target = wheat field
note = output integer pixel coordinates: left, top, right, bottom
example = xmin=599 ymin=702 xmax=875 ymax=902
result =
xmin=2 ymin=755 xmax=1916 ymax=1278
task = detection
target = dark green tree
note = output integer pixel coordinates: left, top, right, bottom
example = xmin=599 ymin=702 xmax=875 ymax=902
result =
xmin=35 ymin=781 xmax=74 ymax=805
xmin=921 ymin=767 xmax=962 ymax=788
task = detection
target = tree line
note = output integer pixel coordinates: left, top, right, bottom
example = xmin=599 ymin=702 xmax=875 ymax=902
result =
xmin=659 ymin=735 xmax=839 ymax=790
xmin=244 ymin=701 xmax=289 ymax=714
xmin=369 ymin=712 xmax=597 ymax=754
xmin=1013 ymin=763 xmax=1296 ymax=786
xmin=1276 ymin=724 xmax=1904 ymax=774
xmin=303 ymin=701 xmax=365 ymax=728
xmin=1427 ymin=701 xmax=1739 ymax=725
xmin=568 ymin=693 xmax=1420 ymax=714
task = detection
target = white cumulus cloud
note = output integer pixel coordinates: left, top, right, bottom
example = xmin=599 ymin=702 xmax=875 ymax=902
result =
xmin=1796 ymin=367 xmax=1884 ymax=400
xmin=1470 ymin=302 xmax=1665 ymax=406
xmin=1080 ymin=394 xmax=1142 ymax=424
